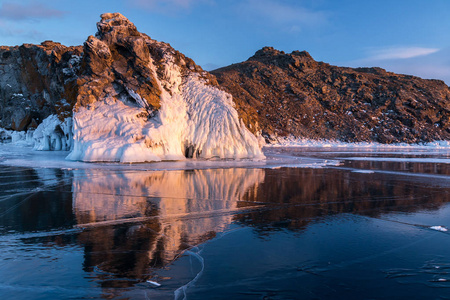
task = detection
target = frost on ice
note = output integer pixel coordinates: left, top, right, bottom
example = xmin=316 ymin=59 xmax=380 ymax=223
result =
xmin=66 ymin=51 xmax=264 ymax=163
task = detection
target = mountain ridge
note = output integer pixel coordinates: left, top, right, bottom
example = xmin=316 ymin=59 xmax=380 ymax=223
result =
xmin=212 ymin=46 xmax=450 ymax=143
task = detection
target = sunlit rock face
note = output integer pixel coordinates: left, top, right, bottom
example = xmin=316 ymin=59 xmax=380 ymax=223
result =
xmin=73 ymin=168 xmax=264 ymax=267
xmin=67 ymin=13 xmax=264 ymax=162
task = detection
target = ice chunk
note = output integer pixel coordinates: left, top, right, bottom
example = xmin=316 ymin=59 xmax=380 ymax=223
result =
xmin=33 ymin=115 xmax=73 ymax=151
xmin=0 ymin=128 xmax=13 ymax=140
xmin=430 ymin=226 xmax=448 ymax=232
xmin=146 ymin=280 xmax=161 ymax=287
xmin=352 ymin=170 xmax=375 ymax=174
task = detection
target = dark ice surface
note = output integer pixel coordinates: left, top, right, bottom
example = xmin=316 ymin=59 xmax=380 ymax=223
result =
xmin=1 ymin=147 xmax=450 ymax=299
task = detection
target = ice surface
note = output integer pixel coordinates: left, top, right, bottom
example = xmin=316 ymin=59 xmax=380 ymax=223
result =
xmin=339 ymin=157 xmax=450 ymax=164
xmin=67 ymin=51 xmax=264 ymax=163
xmin=351 ymin=170 xmax=375 ymax=174
xmin=0 ymin=144 xmax=339 ymax=171
xmin=3 ymin=145 xmax=450 ymax=299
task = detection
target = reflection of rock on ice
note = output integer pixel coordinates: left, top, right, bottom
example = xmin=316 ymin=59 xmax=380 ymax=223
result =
xmin=73 ymin=168 xmax=264 ymax=222
xmin=73 ymin=168 xmax=264 ymax=268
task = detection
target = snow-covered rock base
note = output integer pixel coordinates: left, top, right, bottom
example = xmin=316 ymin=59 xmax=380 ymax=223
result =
xmin=33 ymin=115 xmax=73 ymax=151
xmin=0 ymin=128 xmax=13 ymax=141
xmin=267 ymin=136 xmax=450 ymax=149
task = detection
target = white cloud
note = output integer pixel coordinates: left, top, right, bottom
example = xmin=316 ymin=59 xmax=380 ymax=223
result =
xmin=0 ymin=1 xmax=66 ymax=21
xmin=237 ymin=0 xmax=328 ymax=30
xmin=130 ymin=0 xmax=212 ymax=12
xmin=367 ymin=46 xmax=440 ymax=61
xmin=0 ymin=19 xmax=42 ymax=42
xmin=345 ymin=46 xmax=450 ymax=85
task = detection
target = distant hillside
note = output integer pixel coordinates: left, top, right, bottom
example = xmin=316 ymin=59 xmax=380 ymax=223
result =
xmin=212 ymin=47 xmax=450 ymax=143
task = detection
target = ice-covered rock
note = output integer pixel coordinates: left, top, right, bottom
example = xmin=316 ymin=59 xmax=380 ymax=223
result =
xmin=33 ymin=115 xmax=73 ymax=151
xmin=67 ymin=13 xmax=264 ymax=162
xmin=0 ymin=13 xmax=263 ymax=162
xmin=0 ymin=128 xmax=12 ymax=140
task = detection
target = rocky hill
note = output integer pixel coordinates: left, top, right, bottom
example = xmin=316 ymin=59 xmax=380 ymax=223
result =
xmin=212 ymin=47 xmax=450 ymax=143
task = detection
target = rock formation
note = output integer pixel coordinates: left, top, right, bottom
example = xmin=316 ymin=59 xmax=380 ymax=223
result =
xmin=212 ymin=47 xmax=450 ymax=143
xmin=68 ymin=13 xmax=263 ymax=162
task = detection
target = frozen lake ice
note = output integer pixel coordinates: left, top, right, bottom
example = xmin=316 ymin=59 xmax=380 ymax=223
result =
xmin=1 ymin=144 xmax=450 ymax=299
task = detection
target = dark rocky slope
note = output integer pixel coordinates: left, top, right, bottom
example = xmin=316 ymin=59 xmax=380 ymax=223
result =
xmin=212 ymin=47 xmax=450 ymax=143
xmin=0 ymin=42 xmax=82 ymax=131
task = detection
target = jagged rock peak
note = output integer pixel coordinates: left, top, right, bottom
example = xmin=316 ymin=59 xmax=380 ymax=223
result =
xmin=253 ymin=46 xmax=283 ymax=57
xmin=291 ymin=50 xmax=313 ymax=59
xmin=250 ymin=46 xmax=313 ymax=61
xmin=96 ymin=13 xmax=140 ymax=40
xmin=247 ymin=47 xmax=316 ymax=71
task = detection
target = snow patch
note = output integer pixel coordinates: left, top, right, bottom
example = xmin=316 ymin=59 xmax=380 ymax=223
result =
xmin=269 ymin=137 xmax=450 ymax=149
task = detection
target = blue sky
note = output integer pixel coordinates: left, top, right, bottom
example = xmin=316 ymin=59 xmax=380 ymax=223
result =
xmin=1 ymin=0 xmax=449 ymax=84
